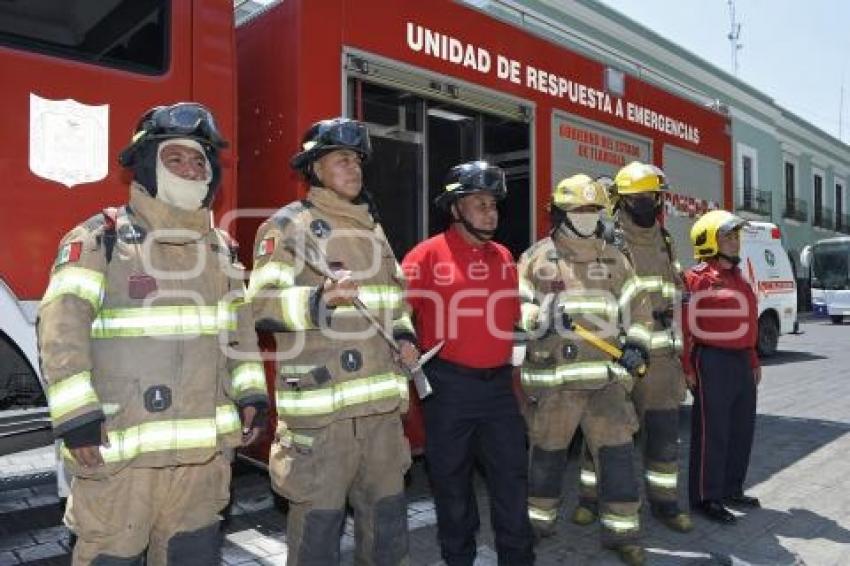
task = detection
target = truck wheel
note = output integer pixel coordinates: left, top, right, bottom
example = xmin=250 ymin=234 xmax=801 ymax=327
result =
xmin=830 ymin=315 xmax=844 ymax=324
xmin=757 ymin=313 xmax=779 ymax=357
xmin=0 ymin=337 xmax=45 ymax=409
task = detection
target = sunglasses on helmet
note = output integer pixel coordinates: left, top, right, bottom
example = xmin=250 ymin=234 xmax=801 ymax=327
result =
xmin=316 ymin=120 xmax=371 ymax=152
xmin=460 ymin=166 xmax=506 ymax=193
xmin=146 ymin=103 xmax=227 ymax=148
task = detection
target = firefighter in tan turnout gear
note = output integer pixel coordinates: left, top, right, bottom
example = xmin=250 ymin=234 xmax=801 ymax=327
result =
xmin=573 ymin=162 xmax=693 ymax=534
xmin=37 ymin=103 xmax=268 ymax=565
xmin=519 ymin=174 xmax=653 ymax=566
xmin=248 ymin=117 xmax=418 ymax=565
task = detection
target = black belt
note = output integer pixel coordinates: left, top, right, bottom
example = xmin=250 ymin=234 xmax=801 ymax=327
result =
xmin=428 ymin=357 xmax=511 ymax=381
xmin=695 ymin=344 xmax=751 ymax=356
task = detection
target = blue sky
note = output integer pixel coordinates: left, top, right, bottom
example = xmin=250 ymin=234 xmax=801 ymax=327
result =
xmin=596 ymin=0 xmax=850 ymax=143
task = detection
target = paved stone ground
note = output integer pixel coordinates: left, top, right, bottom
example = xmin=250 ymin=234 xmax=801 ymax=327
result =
xmin=1 ymin=317 xmax=849 ymax=565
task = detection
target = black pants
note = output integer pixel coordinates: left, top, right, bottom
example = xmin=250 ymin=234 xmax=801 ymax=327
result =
xmin=688 ymin=346 xmax=757 ymax=506
xmin=422 ymin=359 xmax=535 ymax=566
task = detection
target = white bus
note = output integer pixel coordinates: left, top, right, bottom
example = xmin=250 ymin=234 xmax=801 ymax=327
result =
xmin=801 ymin=236 xmax=850 ymax=324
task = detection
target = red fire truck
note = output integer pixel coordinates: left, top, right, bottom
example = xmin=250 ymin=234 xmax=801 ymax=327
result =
xmin=0 ymin=0 xmax=730 ymax=465
xmin=0 ymin=1 xmax=237 ymax=458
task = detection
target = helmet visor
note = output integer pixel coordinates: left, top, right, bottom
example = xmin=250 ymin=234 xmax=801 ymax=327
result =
xmin=151 ymin=103 xmax=227 ymax=148
xmin=317 ymin=120 xmax=371 ymax=155
xmin=717 ymin=216 xmax=748 ymax=236
xmin=460 ymin=166 xmax=506 ymax=195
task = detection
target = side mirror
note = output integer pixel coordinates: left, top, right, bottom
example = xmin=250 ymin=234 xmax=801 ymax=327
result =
xmin=800 ymin=245 xmax=812 ymax=269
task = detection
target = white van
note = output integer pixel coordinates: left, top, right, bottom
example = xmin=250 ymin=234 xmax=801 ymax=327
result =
xmin=738 ymin=221 xmax=798 ymax=356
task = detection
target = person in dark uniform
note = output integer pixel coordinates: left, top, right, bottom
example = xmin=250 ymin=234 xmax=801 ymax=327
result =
xmin=683 ymin=209 xmax=762 ymax=524
xmin=402 ymin=161 xmax=535 ymax=566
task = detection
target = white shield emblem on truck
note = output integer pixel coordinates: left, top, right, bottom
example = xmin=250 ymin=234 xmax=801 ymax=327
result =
xmin=29 ymin=93 xmax=109 ymax=188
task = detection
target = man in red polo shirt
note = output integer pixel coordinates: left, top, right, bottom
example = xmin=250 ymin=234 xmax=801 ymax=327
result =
xmin=683 ymin=209 xmax=761 ymax=524
xmin=402 ymin=161 xmax=534 ymax=566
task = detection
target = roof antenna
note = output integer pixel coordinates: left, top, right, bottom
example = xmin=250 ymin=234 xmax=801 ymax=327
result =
xmin=727 ymin=0 xmax=743 ymax=76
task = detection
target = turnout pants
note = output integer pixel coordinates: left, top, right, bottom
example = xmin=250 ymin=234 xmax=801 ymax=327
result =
xmin=66 ymin=452 xmax=231 ymax=566
xmin=688 ymin=346 xmax=757 ymax=506
xmin=578 ymin=355 xmax=687 ymax=517
xmin=270 ymin=411 xmax=410 ymax=566
xmin=422 ymin=359 xmax=534 ymax=566
xmin=527 ymin=384 xmax=641 ymax=547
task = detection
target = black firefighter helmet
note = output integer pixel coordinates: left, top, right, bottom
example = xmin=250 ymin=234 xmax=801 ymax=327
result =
xmin=433 ymin=161 xmax=507 ymax=211
xmin=117 ymin=102 xmax=228 ymax=206
xmin=290 ymin=117 xmax=372 ymax=181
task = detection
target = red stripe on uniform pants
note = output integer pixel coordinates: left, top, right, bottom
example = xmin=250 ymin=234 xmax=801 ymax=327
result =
xmin=696 ymin=349 xmax=708 ymax=502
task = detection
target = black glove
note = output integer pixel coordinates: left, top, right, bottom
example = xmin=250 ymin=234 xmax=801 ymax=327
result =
xmin=617 ymin=344 xmax=648 ymax=377
xmin=62 ymin=419 xmax=104 ymax=449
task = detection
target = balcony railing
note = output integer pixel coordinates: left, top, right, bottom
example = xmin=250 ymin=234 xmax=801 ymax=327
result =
xmin=782 ymin=198 xmax=808 ymax=222
xmin=738 ymin=189 xmax=772 ymax=216
xmin=815 ymin=207 xmax=834 ymax=230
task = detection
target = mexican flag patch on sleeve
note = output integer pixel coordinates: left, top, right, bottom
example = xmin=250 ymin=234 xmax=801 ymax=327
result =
xmin=256 ymin=237 xmax=275 ymax=258
xmin=55 ymin=241 xmax=83 ymax=267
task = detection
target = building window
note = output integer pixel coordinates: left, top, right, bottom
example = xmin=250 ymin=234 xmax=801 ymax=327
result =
xmin=0 ymin=1 xmax=169 ymax=75
xmin=737 ymin=143 xmax=763 ymax=214
xmin=837 ymin=183 xmax=845 ymax=231
xmin=813 ymin=173 xmax=823 ymax=226
xmin=783 ymin=161 xmax=797 ymax=219
xmin=784 ymin=162 xmax=795 ymax=204
xmin=742 ymin=155 xmax=753 ymax=209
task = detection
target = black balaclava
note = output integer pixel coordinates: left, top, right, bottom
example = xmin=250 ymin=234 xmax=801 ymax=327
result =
xmin=622 ymin=196 xmax=660 ymax=228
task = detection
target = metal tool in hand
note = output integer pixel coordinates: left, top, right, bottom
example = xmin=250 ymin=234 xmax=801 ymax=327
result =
xmin=283 ymin=237 xmax=439 ymax=398
xmin=542 ymin=294 xmax=647 ymax=378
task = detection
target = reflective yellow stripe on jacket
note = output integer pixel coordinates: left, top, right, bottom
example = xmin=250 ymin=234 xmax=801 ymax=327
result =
xmin=280 ymin=429 xmax=315 ymax=448
xmin=41 ymin=267 xmax=105 ymax=310
xmin=619 ymin=275 xmax=677 ymax=311
xmin=558 ymin=296 xmax=619 ymax=319
xmin=247 ymin=260 xmax=318 ymax=331
xmin=650 ymin=331 xmax=678 ymax=350
xmin=521 ymin=361 xmax=629 ymax=388
xmin=335 ymin=285 xmax=404 ymax=312
xmin=625 ymin=323 xmax=653 ymax=351
xmin=91 ymin=304 xmax=237 ymax=338
xmin=276 ymin=373 xmax=408 ymax=417
xmin=278 ymin=287 xmax=317 ymax=331
xmin=231 ymin=362 xmax=267 ymax=397
xmin=246 ymin=261 xmax=296 ymax=300
xmin=60 ymin=404 xmax=240 ymax=464
xmin=47 ymin=371 xmax=99 ymax=421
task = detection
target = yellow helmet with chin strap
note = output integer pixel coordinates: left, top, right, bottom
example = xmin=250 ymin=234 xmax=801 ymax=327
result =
xmin=552 ymin=174 xmax=610 ymax=211
xmin=690 ymin=209 xmax=748 ymax=259
xmin=614 ymin=161 xmax=668 ymax=195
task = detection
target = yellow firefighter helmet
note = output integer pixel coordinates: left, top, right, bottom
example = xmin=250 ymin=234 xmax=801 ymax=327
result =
xmin=552 ymin=174 xmax=610 ymax=211
xmin=613 ymin=161 xmax=668 ymax=195
xmin=690 ymin=209 xmax=748 ymax=259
